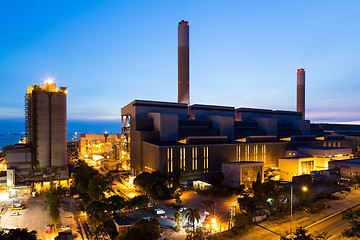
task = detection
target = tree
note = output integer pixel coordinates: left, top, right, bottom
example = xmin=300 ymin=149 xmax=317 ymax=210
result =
xmin=185 ymin=227 xmax=209 ymax=240
xmin=233 ymin=213 xmax=250 ymax=229
xmin=281 ymin=226 xmax=314 ymax=240
xmin=237 ymin=194 xmax=256 ymax=215
xmin=342 ymin=209 xmax=360 ymax=239
xmin=127 ymin=195 xmax=149 ymax=210
xmin=200 ymin=200 xmax=216 ymax=215
xmin=121 ymin=218 xmax=161 ymax=240
xmin=0 ymin=228 xmax=37 ymax=240
xmin=174 ymin=211 xmax=183 ymax=228
xmin=174 ymin=192 xmax=182 ymax=207
xmin=184 ymin=208 xmax=200 ymax=232
xmin=74 ymin=160 xmax=113 ymax=207
xmin=86 ymin=200 xmax=111 ymax=228
xmin=43 ymin=181 xmax=60 ymax=228
xmin=105 ymin=195 xmax=126 ymax=214
xmin=314 ymin=231 xmax=331 ymax=240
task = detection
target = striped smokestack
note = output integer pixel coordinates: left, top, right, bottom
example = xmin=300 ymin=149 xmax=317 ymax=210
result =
xmin=297 ymin=68 xmax=305 ymax=119
xmin=178 ymin=20 xmax=189 ymax=105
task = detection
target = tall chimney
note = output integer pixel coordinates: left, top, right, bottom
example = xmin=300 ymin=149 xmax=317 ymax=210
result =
xmin=297 ymin=68 xmax=305 ymax=119
xmin=178 ymin=20 xmax=190 ymax=105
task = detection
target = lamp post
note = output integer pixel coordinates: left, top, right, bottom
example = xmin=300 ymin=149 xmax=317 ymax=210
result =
xmin=290 ymin=185 xmax=308 ymax=234
xmin=290 ymin=185 xmax=293 ymax=235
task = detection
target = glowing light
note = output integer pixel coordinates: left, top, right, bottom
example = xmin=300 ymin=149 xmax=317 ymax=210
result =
xmin=41 ymin=73 xmax=56 ymax=84
xmin=302 ymin=186 xmax=308 ymax=192
xmin=211 ymin=218 xmax=216 ymax=224
xmin=129 ymin=193 xmax=136 ymax=198
xmin=206 ymin=224 xmax=210 ymax=229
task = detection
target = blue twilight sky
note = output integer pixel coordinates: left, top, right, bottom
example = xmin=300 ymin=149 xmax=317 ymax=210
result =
xmin=1 ymin=0 xmax=360 ymax=125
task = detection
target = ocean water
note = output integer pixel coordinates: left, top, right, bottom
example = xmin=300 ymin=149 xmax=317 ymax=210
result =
xmin=0 ymin=134 xmax=24 ymax=149
xmin=0 ymin=119 xmax=121 ymax=149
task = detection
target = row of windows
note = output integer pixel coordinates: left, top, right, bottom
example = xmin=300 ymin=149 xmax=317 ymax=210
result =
xmin=167 ymin=145 xmax=265 ymax=173
xmin=323 ymin=141 xmax=341 ymax=148
xmin=167 ymin=147 xmax=208 ymax=173
xmin=236 ymin=145 xmax=266 ymax=162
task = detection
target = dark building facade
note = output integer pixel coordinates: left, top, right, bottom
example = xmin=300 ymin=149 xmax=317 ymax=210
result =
xmin=121 ymin=100 xmax=356 ymax=181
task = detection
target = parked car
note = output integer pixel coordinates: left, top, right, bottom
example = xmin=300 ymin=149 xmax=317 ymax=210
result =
xmin=10 ymin=204 xmax=24 ymax=210
xmin=158 ymin=214 xmax=167 ymax=219
xmin=60 ymin=225 xmax=71 ymax=231
xmin=154 ymin=208 xmax=165 ymax=215
xmin=179 ymin=207 xmax=187 ymax=212
xmin=10 ymin=212 xmax=20 ymax=216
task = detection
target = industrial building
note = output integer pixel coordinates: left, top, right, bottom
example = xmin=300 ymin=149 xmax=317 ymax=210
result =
xmin=328 ymin=159 xmax=360 ymax=180
xmin=120 ymin=20 xmax=358 ymax=186
xmin=121 ymin=100 xmax=355 ymax=183
xmin=6 ymin=81 xmax=68 ymax=185
xmin=78 ymin=133 xmax=122 ymax=160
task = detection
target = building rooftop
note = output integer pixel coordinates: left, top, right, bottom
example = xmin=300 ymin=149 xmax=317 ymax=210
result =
xmin=329 ymin=159 xmax=360 ymax=165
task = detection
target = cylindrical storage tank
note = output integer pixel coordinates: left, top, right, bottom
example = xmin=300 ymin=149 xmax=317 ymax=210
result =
xmin=50 ymin=91 xmax=67 ymax=167
xmin=297 ymin=69 xmax=305 ymax=119
xmin=35 ymin=91 xmax=51 ymax=168
xmin=178 ymin=20 xmax=190 ymax=105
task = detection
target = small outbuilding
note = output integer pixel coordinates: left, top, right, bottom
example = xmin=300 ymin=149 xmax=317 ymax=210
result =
xmin=222 ymin=161 xmax=264 ymax=188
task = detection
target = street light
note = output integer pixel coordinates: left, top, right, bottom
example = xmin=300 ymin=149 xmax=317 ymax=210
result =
xmin=290 ymin=185 xmax=308 ymax=234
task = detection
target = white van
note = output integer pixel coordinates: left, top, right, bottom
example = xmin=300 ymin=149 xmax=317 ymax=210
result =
xmin=154 ymin=208 xmax=165 ymax=215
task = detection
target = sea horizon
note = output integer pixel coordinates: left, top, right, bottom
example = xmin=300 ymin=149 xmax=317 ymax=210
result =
xmin=0 ymin=119 xmax=122 ymax=149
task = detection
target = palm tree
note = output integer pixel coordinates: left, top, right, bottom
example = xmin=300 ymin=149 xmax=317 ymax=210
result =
xmin=314 ymin=231 xmax=331 ymax=240
xmin=184 ymin=207 xmax=200 ymax=232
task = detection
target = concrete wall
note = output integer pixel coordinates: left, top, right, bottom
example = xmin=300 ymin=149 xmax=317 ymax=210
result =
xmin=208 ymin=115 xmax=235 ymax=140
xmin=273 ymin=111 xmax=302 ymax=122
xmin=51 ymin=92 xmax=67 ymax=167
xmin=122 ymin=100 xmax=188 ymax=120
xmin=291 ymin=119 xmax=310 ymax=135
xmin=222 ymin=162 xmax=264 ymax=187
xmin=255 ymin=118 xmax=278 ymax=136
xmin=35 ymin=91 xmax=51 ymax=168
xmin=142 ymin=142 xmax=160 ymax=172
xmin=6 ymin=150 xmax=32 ymax=163
xmin=236 ymin=108 xmax=273 ymax=121
xmin=189 ymin=104 xmax=235 ymax=120
xmin=329 ymin=160 xmax=360 ymax=179
xmin=130 ymin=118 xmax=159 ymax=174
xmin=148 ymin=113 xmax=179 ymax=141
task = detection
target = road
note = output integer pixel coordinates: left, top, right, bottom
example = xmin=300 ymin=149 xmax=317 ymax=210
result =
xmin=306 ymin=204 xmax=360 ymax=239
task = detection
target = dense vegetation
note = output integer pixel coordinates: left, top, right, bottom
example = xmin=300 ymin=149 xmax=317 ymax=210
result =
xmin=0 ymin=228 xmax=37 ymax=240
xmin=133 ymin=170 xmax=181 ymax=199
xmin=117 ymin=218 xmax=161 ymax=240
xmin=43 ymin=182 xmax=61 ymax=228
xmin=74 ymin=160 xmax=150 ymax=238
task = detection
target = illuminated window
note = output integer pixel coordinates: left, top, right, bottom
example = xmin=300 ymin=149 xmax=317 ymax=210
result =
xmin=204 ymin=147 xmax=209 ymax=172
xmin=180 ymin=148 xmax=185 ymax=171
xmin=192 ymin=147 xmax=197 ymax=171
xmin=167 ymin=148 xmax=173 ymax=173
xmin=245 ymin=145 xmax=250 ymax=161
xmin=254 ymin=145 xmax=258 ymax=161
xmin=237 ymin=146 xmax=241 ymax=162
xmin=262 ymin=145 xmax=266 ymax=162
xmin=337 ymin=142 xmax=341 ymax=147
xmin=323 ymin=142 xmax=326 ymax=147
